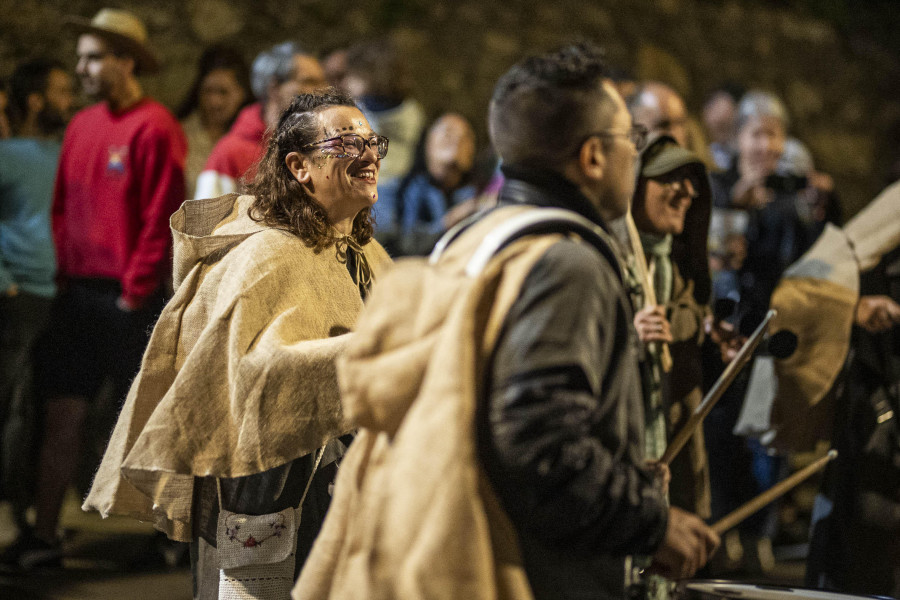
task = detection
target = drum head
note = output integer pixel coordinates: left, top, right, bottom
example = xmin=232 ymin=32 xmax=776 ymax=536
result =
xmin=677 ymin=580 xmax=885 ymax=600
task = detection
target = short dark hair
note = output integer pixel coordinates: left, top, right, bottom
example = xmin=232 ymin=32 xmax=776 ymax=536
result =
xmin=9 ymin=58 xmax=65 ymax=126
xmin=705 ymin=81 xmax=745 ymax=105
xmin=488 ymin=41 xmax=615 ymax=170
xmin=246 ymin=89 xmax=374 ymax=251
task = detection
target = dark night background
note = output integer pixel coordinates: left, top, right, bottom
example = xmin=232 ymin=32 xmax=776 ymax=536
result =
xmin=2 ymin=0 xmax=900 ymax=215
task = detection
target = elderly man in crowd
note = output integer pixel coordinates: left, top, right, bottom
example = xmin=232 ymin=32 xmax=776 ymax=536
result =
xmin=629 ymin=81 xmax=691 ymax=148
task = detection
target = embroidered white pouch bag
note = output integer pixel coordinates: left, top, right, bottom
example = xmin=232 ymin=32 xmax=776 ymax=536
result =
xmin=216 ymin=505 xmax=298 ymax=599
xmin=215 ymin=448 xmax=323 ymax=600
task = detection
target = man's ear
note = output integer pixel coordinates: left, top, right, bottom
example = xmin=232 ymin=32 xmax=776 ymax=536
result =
xmin=26 ymin=92 xmax=44 ymax=117
xmin=285 ymin=151 xmax=312 ymax=184
xmin=578 ymin=136 xmax=606 ymax=181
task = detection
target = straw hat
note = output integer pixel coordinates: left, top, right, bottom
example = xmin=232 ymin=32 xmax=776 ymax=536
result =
xmin=66 ymin=8 xmax=159 ymax=73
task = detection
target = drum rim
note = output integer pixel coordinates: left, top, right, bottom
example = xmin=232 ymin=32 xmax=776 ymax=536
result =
xmin=677 ymin=579 xmax=889 ymax=600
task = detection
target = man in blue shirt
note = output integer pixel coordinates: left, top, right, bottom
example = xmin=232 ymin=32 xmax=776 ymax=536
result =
xmin=0 ymin=57 xmax=74 ymax=537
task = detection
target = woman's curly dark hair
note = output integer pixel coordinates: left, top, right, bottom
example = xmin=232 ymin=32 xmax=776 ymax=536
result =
xmin=246 ymin=90 xmax=375 ymax=252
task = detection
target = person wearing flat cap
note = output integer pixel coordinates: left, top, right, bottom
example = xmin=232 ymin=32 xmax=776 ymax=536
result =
xmin=613 ymin=134 xmax=714 ymax=599
xmin=0 ymin=8 xmax=186 ymax=570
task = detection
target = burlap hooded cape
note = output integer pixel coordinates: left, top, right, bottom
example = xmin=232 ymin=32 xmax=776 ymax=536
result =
xmin=83 ymin=193 xmax=390 ymax=541
xmin=292 ymin=205 xmax=585 ymax=600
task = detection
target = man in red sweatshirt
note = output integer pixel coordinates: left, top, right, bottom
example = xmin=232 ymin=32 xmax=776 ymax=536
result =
xmin=193 ymin=41 xmax=326 ymax=198
xmin=0 ymin=8 xmax=186 ymax=569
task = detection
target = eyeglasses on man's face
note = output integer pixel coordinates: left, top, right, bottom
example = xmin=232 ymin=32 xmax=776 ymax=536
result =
xmin=302 ymin=133 xmax=389 ymax=159
xmin=588 ymin=124 xmax=649 ymax=151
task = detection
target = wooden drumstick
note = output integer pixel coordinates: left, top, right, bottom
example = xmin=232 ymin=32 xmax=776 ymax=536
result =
xmin=624 ymin=210 xmax=673 ymax=372
xmin=659 ymin=309 xmax=776 ymax=466
xmin=712 ymin=450 xmax=838 ymax=535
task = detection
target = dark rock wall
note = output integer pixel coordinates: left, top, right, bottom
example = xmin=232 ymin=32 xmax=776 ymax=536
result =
xmin=2 ymin=0 xmax=897 ymax=214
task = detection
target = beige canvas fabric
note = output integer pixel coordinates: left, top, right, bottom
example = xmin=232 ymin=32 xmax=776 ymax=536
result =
xmin=768 ymin=182 xmax=900 ymax=451
xmin=83 ymin=194 xmax=391 ymax=541
xmin=292 ymin=205 xmax=583 ymax=600
xmin=844 ymin=181 xmax=900 ymax=273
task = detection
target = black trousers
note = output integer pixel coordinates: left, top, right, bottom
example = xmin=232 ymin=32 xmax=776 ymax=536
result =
xmin=0 ymin=291 xmax=53 ymax=520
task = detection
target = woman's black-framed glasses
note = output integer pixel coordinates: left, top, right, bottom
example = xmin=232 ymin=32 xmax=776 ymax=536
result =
xmin=302 ymin=133 xmax=390 ymax=159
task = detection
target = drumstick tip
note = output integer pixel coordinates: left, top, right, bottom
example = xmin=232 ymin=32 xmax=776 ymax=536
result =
xmin=827 ymin=449 xmax=838 ymax=460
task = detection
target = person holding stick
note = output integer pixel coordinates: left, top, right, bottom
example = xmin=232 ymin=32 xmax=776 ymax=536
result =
xmin=615 ymin=134 xmax=714 ymax=522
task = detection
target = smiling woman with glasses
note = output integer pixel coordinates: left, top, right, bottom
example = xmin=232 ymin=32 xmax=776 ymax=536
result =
xmin=248 ymin=91 xmax=391 ymax=254
xmin=84 ymin=89 xmax=393 ymax=600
